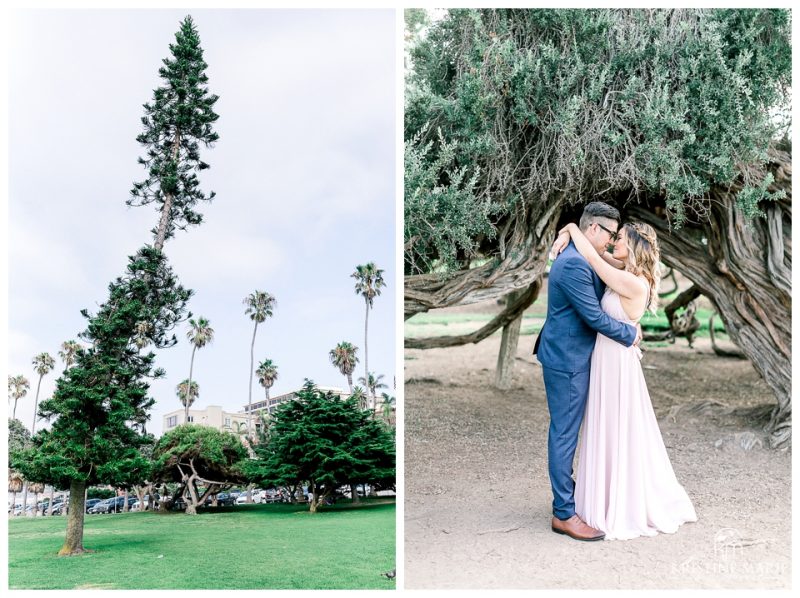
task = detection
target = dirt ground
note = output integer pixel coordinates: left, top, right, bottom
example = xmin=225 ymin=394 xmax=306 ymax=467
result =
xmin=403 ymin=300 xmax=791 ymax=590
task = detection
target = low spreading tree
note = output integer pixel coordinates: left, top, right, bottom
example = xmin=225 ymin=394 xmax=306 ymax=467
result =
xmin=152 ymin=425 xmax=247 ymax=514
xmin=247 ymin=381 xmax=395 ymax=513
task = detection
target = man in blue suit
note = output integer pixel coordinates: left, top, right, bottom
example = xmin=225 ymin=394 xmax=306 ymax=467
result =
xmin=533 ymin=202 xmax=640 ymax=541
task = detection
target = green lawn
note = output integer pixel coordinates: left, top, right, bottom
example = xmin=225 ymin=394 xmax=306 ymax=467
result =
xmin=406 ymin=303 xmax=729 ymax=341
xmin=8 ymin=500 xmax=396 ymax=590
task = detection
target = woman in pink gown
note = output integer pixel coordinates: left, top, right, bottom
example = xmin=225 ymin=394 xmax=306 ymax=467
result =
xmin=553 ymin=221 xmax=697 ymax=540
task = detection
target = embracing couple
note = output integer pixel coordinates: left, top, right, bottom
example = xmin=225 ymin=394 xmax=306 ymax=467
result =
xmin=534 ymin=201 xmax=697 ymax=542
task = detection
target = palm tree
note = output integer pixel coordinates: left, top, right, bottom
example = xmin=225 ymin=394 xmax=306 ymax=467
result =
xmin=255 ymin=359 xmax=278 ymax=403
xmin=231 ymin=420 xmax=248 ymax=437
xmin=176 ymin=379 xmax=199 ymax=422
xmin=185 ymin=317 xmax=214 ymax=422
xmin=254 ymin=410 xmax=271 ymax=444
xmin=22 ymin=353 xmax=54 ymax=518
xmin=380 ymin=392 xmax=396 ymax=425
xmin=9 ymin=471 xmax=23 ymax=517
xmin=243 ymin=291 xmax=276 ymax=437
xmin=350 ymin=386 xmax=368 ymax=411
xmin=29 ymin=481 xmax=45 ymax=517
xmin=31 ymin=353 xmax=55 ymax=434
xmin=351 ymin=263 xmax=385 ymax=409
xmin=8 ymin=375 xmax=30 ymax=420
xmin=58 ymin=340 xmax=82 ymax=370
xmin=358 ymin=372 xmax=389 ymax=414
xmin=329 ymin=342 xmax=359 ymax=393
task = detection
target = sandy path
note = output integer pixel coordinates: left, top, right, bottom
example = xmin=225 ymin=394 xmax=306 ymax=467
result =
xmin=404 ymin=333 xmax=791 ymax=589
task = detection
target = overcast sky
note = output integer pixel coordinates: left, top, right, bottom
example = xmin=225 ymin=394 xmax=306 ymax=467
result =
xmin=8 ymin=9 xmax=396 ymax=436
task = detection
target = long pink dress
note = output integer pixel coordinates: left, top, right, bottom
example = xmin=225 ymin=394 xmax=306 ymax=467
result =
xmin=575 ymin=288 xmax=697 ymax=540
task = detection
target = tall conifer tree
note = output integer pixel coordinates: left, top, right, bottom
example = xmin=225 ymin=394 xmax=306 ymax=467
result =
xmin=11 ymin=15 xmax=218 ymax=555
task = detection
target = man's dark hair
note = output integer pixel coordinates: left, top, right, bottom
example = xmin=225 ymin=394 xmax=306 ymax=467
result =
xmin=579 ymin=201 xmax=620 ymax=231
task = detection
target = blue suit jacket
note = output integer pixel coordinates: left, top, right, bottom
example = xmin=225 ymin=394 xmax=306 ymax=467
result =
xmin=534 ymin=242 xmax=636 ymax=373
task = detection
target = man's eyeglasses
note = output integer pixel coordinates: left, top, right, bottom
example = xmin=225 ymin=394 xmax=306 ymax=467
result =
xmin=597 ymin=223 xmax=619 ymax=242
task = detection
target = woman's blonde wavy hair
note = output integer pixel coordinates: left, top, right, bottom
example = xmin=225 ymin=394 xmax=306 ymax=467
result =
xmin=621 ymin=222 xmax=661 ymax=314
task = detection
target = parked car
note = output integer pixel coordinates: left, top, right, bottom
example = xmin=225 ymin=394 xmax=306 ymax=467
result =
xmin=235 ymin=491 xmax=262 ymax=505
xmin=262 ymin=489 xmax=282 ymax=503
xmin=107 ymin=496 xmax=136 ymax=513
xmin=91 ymin=496 xmax=132 ymax=514
xmin=84 ymin=498 xmax=102 ymax=513
xmin=213 ymin=492 xmax=235 ymax=507
xmin=15 ymin=504 xmax=39 ymax=516
xmin=88 ymin=498 xmax=113 ymax=514
xmin=44 ymin=501 xmax=65 ymax=515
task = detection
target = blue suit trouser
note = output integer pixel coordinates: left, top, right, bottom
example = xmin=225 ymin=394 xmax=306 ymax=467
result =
xmin=542 ymin=366 xmax=590 ymax=520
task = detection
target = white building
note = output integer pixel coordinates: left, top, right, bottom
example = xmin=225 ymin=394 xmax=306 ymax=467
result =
xmin=161 ymin=386 xmax=352 ymax=435
xmin=162 ymin=405 xmax=248 ymax=434
xmin=244 ymin=386 xmax=350 ymax=415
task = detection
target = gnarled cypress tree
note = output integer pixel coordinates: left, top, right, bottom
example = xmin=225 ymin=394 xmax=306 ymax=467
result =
xmin=404 ymin=8 xmax=792 ymax=446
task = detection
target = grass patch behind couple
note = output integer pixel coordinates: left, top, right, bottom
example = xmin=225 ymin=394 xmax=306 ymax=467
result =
xmin=8 ymin=500 xmax=396 ymax=590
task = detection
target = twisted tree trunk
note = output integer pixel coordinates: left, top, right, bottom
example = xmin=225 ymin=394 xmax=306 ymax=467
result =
xmin=406 ymin=280 xmax=541 ymax=350
xmin=404 ymin=194 xmax=564 ymax=318
xmin=628 ymin=149 xmax=791 ymax=448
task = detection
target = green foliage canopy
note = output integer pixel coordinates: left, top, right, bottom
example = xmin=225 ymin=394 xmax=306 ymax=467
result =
xmin=8 ymin=419 xmax=31 ymax=467
xmin=405 ymin=9 xmax=791 ymax=275
xmin=246 ymin=381 xmax=395 ymax=499
xmin=128 ymin=15 xmax=220 ymax=244
xmin=11 ymin=248 xmax=192 ymax=491
xmin=152 ymin=424 xmax=248 ymax=484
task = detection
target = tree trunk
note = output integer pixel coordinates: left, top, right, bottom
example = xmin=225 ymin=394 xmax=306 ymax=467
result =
xmin=496 ymin=312 xmax=523 ymax=390
xmin=19 ymin=484 xmax=27 ymax=517
xmin=346 ymin=373 xmax=353 ymax=394
xmin=248 ymin=322 xmax=258 ymax=437
xmin=364 ymin=300 xmax=370 ymax=410
xmin=59 ymin=479 xmax=87 ymax=555
xmin=404 ymin=196 xmax=564 ymax=318
xmin=185 ymin=501 xmax=197 ymax=515
xmin=186 ymin=345 xmax=197 ymax=423
xmin=350 ymin=483 xmax=360 ymax=504
xmin=13 ymin=397 xmax=18 ymax=420
xmin=134 ymin=485 xmax=147 ymax=510
xmin=309 ymin=480 xmax=318 ymax=513
xmin=707 ymin=312 xmax=746 ymax=358
xmin=153 ymin=130 xmax=181 ymax=252
xmin=406 ymin=279 xmax=541 ymax=350
xmin=123 ymin=489 xmax=129 ymax=513
xmin=47 ymin=487 xmax=55 ymax=516
xmin=32 ymin=374 xmax=44 ymax=434
xmin=628 ymin=150 xmax=791 ymax=447
xmin=494 ymin=286 xmax=538 ymax=390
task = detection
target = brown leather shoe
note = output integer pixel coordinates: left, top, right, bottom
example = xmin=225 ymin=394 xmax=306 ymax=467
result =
xmin=551 ymin=515 xmax=605 ymax=542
